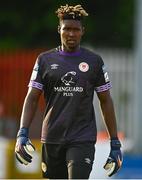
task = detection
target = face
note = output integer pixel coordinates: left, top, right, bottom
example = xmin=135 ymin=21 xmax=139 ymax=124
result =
xmin=59 ymin=19 xmax=84 ymax=52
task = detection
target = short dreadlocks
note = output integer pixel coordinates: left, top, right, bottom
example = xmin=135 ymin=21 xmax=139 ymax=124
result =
xmin=55 ymin=4 xmax=88 ymax=21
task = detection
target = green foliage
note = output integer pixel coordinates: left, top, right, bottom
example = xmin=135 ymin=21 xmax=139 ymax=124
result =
xmin=0 ymin=0 xmax=134 ymax=49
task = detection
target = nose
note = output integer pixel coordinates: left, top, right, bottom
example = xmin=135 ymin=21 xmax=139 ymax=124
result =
xmin=68 ymin=30 xmax=75 ymax=37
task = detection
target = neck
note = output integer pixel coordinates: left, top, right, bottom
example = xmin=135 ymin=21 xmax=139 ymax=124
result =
xmin=61 ymin=45 xmax=80 ymax=53
xmin=59 ymin=46 xmax=81 ymax=56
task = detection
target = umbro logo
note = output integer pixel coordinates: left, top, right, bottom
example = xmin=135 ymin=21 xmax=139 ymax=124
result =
xmin=50 ymin=64 xmax=59 ymax=69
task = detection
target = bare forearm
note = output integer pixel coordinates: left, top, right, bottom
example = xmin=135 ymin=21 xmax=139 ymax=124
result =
xmin=20 ymin=95 xmax=38 ymax=128
xmin=100 ymin=96 xmax=118 ymax=138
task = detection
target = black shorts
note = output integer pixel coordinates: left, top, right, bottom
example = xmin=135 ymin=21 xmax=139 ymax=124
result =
xmin=41 ymin=142 xmax=95 ymax=179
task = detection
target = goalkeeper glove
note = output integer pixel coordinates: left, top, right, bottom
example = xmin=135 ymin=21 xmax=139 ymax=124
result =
xmin=103 ymin=137 xmax=123 ymax=177
xmin=15 ymin=127 xmax=35 ymax=165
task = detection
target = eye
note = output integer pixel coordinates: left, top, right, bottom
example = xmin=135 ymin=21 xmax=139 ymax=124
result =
xmin=74 ymin=28 xmax=81 ymax=32
xmin=63 ymin=27 xmax=70 ymax=31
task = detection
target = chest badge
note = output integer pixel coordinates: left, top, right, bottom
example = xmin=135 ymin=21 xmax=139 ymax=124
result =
xmin=79 ymin=62 xmax=89 ymax=72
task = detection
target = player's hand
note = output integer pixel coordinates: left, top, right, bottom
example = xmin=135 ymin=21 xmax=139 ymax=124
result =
xmin=15 ymin=127 xmax=35 ymax=165
xmin=103 ymin=138 xmax=123 ymax=177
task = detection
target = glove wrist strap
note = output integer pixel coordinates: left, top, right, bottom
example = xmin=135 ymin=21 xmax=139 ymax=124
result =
xmin=17 ymin=127 xmax=29 ymax=138
xmin=110 ymin=137 xmax=119 ymax=141
xmin=110 ymin=138 xmax=121 ymax=150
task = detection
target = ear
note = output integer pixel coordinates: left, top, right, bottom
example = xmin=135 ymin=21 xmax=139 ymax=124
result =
xmin=82 ymin=26 xmax=85 ymax=35
xmin=58 ymin=25 xmax=61 ymax=34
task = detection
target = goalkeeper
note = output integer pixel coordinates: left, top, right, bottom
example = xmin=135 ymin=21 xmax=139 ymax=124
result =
xmin=15 ymin=4 xmax=122 ymax=179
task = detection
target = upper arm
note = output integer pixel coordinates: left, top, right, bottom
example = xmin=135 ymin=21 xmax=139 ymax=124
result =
xmin=25 ymin=55 xmax=43 ymax=103
xmin=94 ymin=56 xmax=112 ymax=93
xmin=28 ymin=55 xmax=44 ymax=91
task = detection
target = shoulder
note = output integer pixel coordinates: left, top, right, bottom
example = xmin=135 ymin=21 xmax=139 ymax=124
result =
xmin=36 ymin=47 xmax=58 ymax=65
xmin=81 ymin=46 xmax=104 ymax=65
xmin=38 ymin=47 xmax=57 ymax=59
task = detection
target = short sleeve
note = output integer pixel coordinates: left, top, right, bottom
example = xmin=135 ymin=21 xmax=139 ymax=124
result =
xmin=95 ymin=56 xmax=112 ymax=92
xmin=28 ymin=56 xmax=43 ymax=90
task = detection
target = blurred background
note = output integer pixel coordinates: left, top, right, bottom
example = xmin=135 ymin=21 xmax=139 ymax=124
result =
xmin=0 ymin=0 xmax=142 ymax=179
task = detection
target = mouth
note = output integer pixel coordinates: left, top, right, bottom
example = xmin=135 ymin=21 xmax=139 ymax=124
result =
xmin=66 ymin=40 xmax=77 ymax=46
xmin=67 ymin=40 xmax=76 ymax=43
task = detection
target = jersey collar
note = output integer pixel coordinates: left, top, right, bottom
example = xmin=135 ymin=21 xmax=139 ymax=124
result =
xmin=58 ymin=46 xmax=81 ymax=56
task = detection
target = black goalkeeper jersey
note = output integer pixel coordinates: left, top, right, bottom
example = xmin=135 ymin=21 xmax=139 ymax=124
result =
xmin=28 ymin=47 xmax=112 ymax=144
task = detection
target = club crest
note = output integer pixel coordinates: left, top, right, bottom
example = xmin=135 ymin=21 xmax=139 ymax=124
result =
xmin=79 ymin=62 xmax=89 ymax=72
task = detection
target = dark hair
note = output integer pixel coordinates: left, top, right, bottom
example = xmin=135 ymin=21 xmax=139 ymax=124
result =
xmin=55 ymin=4 xmax=88 ymax=21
